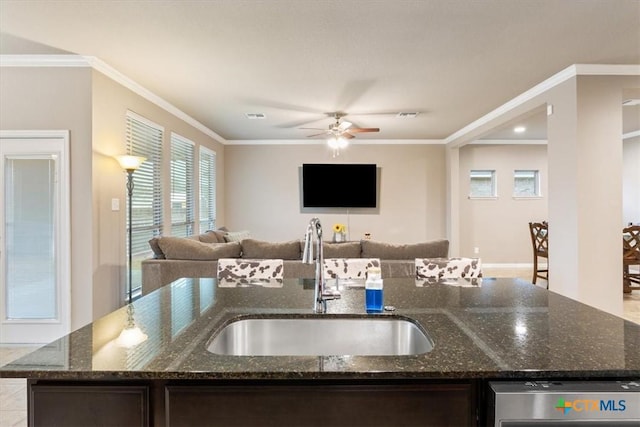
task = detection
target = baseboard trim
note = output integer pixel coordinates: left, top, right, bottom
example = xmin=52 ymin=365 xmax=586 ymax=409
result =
xmin=482 ymin=263 xmax=533 ymax=269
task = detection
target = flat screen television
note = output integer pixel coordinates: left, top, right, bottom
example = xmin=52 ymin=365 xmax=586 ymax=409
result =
xmin=302 ymin=163 xmax=377 ymax=208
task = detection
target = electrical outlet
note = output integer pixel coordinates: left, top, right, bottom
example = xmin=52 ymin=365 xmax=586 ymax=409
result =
xmin=111 ymin=198 xmax=120 ymax=211
xmin=473 ymin=247 xmax=479 ymax=254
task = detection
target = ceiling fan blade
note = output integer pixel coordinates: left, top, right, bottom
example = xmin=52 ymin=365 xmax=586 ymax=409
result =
xmin=300 ymin=127 xmax=328 ymax=131
xmin=338 ymin=121 xmax=352 ymax=131
xmin=306 ymin=132 xmax=329 ymax=138
xmin=342 ymin=132 xmax=356 ymax=139
xmin=348 ymin=127 xmax=380 ymax=133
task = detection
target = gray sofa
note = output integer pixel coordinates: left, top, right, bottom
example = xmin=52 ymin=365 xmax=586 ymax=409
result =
xmin=141 ymin=230 xmax=449 ymax=295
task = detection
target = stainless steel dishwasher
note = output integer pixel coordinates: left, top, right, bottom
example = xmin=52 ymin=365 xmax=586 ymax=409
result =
xmin=488 ymin=380 xmax=640 ymax=426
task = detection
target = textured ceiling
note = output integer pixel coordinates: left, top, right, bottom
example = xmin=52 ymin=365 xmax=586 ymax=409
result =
xmin=1 ymin=0 xmax=639 ymax=142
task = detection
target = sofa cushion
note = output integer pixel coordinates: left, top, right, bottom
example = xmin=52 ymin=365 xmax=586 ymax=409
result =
xmin=148 ymin=237 xmax=165 ymax=259
xmin=224 ymin=230 xmax=251 ymax=242
xmin=361 ymin=239 xmax=449 ymax=260
xmin=324 ymin=258 xmax=380 ymax=279
xmin=241 ymin=239 xmax=301 ymax=260
xmin=199 ymin=230 xmax=226 ymax=243
xmin=217 ymin=258 xmax=284 ymax=281
xmin=322 ymin=241 xmax=362 ymax=258
xmin=415 ymin=257 xmax=482 ymax=279
xmin=158 ymin=237 xmax=241 ymax=260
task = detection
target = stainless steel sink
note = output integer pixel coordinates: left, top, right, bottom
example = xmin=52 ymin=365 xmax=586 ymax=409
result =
xmin=207 ymin=316 xmax=433 ymax=356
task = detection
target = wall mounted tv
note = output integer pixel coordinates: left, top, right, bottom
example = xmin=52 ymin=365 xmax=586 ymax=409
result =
xmin=302 ymin=163 xmax=377 ymax=208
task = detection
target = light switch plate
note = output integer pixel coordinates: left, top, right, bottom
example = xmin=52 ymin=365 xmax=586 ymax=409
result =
xmin=111 ymin=198 xmax=120 ymax=211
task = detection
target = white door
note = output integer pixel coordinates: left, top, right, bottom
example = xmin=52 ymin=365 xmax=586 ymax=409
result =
xmin=0 ymin=131 xmax=70 ymax=344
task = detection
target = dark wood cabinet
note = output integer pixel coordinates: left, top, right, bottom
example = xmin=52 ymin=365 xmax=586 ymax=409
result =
xmin=28 ymin=380 xmax=475 ymax=427
xmin=165 ymin=382 xmax=473 ymax=427
xmin=29 ymin=382 xmax=149 ymax=427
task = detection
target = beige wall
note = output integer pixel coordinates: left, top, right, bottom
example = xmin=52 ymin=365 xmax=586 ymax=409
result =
xmin=0 ymin=67 xmax=94 ymax=329
xmin=224 ymin=144 xmax=446 ymax=244
xmin=459 ymin=144 xmax=548 ymax=263
xmin=457 ymin=140 xmax=638 ymax=264
xmin=91 ymin=69 xmax=225 ymax=318
xmin=0 ymin=64 xmax=226 ymax=329
xmin=2 ymin=62 xmax=638 ymax=327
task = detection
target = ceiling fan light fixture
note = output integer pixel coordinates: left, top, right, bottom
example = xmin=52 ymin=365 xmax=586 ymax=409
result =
xmin=327 ymin=136 xmax=349 ymax=157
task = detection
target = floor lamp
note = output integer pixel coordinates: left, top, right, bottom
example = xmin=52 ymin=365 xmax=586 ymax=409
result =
xmin=115 ymin=155 xmax=146 ymax=304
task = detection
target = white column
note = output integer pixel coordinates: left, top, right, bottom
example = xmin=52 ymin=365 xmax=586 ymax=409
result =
xmin=547 ymin=76 xmax=625 ymax=316
xmin=446 ymin=146 xmax=460 ymax=257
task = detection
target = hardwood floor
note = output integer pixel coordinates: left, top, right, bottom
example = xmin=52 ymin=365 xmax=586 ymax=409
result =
xmin=1 ymin=271 xmax=638 ymax=427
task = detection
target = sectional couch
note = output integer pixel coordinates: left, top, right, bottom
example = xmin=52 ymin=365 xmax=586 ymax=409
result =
xmin=141 ymin=230 xmax=449 ymax=295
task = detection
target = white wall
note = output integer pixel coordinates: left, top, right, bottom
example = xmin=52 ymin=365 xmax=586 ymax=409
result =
xmin=0 ymin=66 xmax=94 ymax=330
xmin=546 ymin=75 xmax=631 ymax=316
xmin=459 ymin=144 xmax=548 ymax=263
xmin=224 ymin=143 xmax=447 ymax=244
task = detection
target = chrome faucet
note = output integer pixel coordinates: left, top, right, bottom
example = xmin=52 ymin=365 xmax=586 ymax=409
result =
xmin=302 ymin=217 xmax=340 ymax=313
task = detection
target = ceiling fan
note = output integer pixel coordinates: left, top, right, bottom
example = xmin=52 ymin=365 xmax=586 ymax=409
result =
xmin=301 ymin=113 xmax=380 ymax=156
xmin=301 ymin=113 xmax=380 ymax=140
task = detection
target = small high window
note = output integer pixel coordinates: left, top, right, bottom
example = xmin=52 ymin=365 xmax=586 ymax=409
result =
xmin=513 ymin=170 xmax=540 ymax=197
xmin=469 ymin=170 xmax=496 ymax=198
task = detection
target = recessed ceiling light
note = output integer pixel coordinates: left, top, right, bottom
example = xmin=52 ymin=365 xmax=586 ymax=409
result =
xmin=245 ymin=113 xmax=266 ymax=119
xmin=514 ymin=126 xmax=526 ymax=133
xmin=396 ymin=112 xmax=419 ymax=118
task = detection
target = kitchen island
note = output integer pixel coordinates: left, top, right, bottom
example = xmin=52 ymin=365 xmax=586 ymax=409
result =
xmin=1 ymin=277 xmax=639 ymax=426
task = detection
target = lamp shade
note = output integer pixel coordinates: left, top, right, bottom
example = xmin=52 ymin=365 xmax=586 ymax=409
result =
xmin=116 ymin=325 xmax=148 ymax=348
xmin=115 ymin=155 xmax=146 ymax=171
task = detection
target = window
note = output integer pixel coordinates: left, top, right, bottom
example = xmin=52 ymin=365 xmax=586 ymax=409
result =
xmin=469 ymin=170 xmax=496 ymax=198
xmin=513 ymin=170 xmax=540 ymax=197
xmin=125 ymin=111 xmax=163 ymax=298
xmin=170 ymin=133 xmax=195 ymax=237
xmin=199 ymin=147 xmax=217 ymax=233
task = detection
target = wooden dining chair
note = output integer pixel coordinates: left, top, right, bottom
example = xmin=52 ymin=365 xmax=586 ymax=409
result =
xmin=528 ymin=221 xmax=548 ymax=287
xmin=623 ymin=225 xmax=640 ymax=293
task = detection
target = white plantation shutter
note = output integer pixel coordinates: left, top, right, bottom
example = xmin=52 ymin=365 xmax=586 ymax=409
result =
xmin=199 ymin=147 xmax=216 ymax=233
xmin=125 ymin=111 xmax=163 ymax=296
xmin=171 ymin=133 xmax=195 ymax=237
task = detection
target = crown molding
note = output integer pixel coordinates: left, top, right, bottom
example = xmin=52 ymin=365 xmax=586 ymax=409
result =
xmin=0 ymin=54 xmax=227 ymax=144
xmin=3 ymin=56 xmax=637 ymax=147
xmin=225 ymin=139 xmax=445 ymax=145
xmin=471 ymin=139 xmax=548 ymax=145
xmin=575 ymin=64 xmax=640 ymax=75
xmin=0 ymin=54 xmax=91 ymax=67
xmin=445 ymin=64 xmax=640 ymax=147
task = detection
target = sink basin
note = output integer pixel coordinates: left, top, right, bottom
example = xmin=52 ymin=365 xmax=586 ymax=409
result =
xmin=207 ymin=316 xmax=433 ymax=356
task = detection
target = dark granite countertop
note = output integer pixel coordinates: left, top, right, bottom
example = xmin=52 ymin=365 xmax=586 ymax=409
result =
xmin=1 ymin=277 xmax=639 ymax=381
